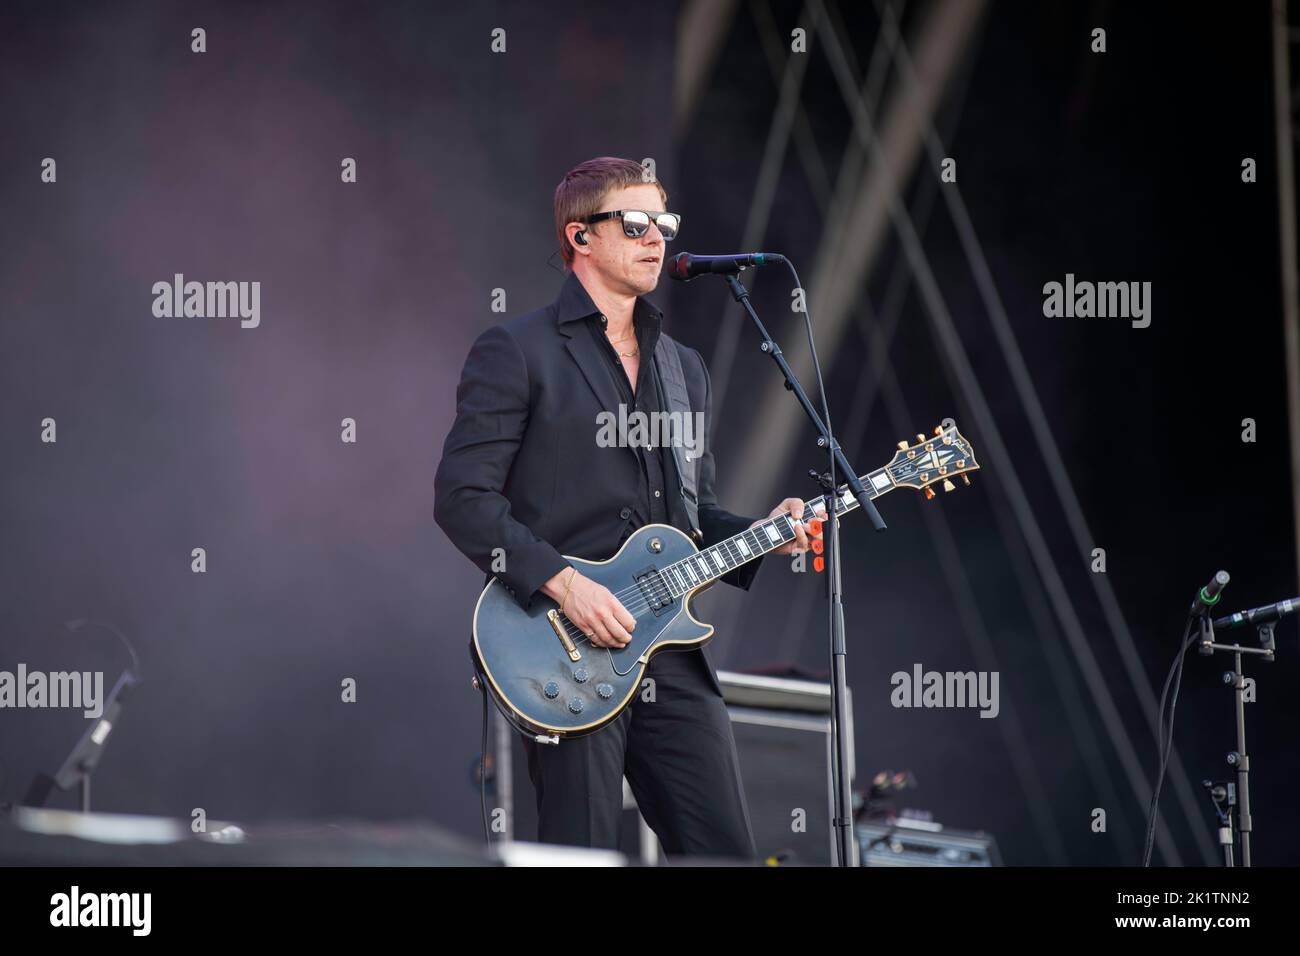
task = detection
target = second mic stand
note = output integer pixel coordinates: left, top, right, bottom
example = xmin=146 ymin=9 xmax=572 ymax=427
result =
xmin=1196 ymin=616 xmax=1276 ymax=866
xmin=723 ymin=273 xmax=886 ymax=867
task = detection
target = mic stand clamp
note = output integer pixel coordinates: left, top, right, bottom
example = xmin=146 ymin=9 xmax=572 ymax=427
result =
xmin=1202 ymin=779 xmax=1237 ymax=867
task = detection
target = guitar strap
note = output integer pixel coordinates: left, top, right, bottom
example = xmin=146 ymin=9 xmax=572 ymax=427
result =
xmin=652 ymin=334 xmax=702 ymax=541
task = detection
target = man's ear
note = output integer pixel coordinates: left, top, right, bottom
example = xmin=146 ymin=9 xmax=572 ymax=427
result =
xmin=566 ymin=221 xmax=589 ymax=252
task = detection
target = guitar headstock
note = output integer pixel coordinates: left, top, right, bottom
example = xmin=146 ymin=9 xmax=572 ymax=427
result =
xmin=885 ymin=421 xmax=980 ymax=499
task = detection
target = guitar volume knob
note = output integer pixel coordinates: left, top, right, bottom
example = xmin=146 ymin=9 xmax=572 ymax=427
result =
xmin=567 ymin=697 xmax=585 ymax=714
xmin=572 ymin=666 xmax=589 ymax=683
xmin=543 ymin=681 xmax=560 ymax=699
xmin=596 ymin=683 xmax=614 ymax=699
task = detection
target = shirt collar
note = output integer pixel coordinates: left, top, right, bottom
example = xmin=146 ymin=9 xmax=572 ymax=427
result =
xmin=555 ymin=270 xmax=663 ymax=332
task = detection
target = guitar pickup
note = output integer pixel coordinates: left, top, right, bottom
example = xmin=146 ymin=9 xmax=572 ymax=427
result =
xmin=634 ymin=567 xmax=673 ymax=617
xmin=547 ymin=609 xmax=582 ymax=661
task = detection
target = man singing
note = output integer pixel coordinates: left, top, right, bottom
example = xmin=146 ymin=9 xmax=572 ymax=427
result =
xmin=434 ymin=156 xmax=809 ymax=859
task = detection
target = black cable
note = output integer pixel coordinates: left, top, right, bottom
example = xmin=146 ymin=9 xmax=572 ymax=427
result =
xmin=478 ymin=677 xmax=492 ymax=847
xmin=65 ymin=619 xmax=144 ymax=682
xmin=1142 ymin=619 xmax=1191 ymax=865
xmin=781 ymin=260 xmax=837 ymax=508
xmin=1142 ymin=616 xmax=1199 ymax=866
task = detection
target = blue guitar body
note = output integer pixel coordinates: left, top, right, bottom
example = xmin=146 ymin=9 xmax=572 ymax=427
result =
xmin=468 ymin=422 xmax=981 ymax=739
xmin=472 ymin=523 xmax=712 ymax=738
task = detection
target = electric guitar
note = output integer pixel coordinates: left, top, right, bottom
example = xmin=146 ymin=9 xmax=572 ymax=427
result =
xmin=471 ymin=422 xmax=980 ymax=740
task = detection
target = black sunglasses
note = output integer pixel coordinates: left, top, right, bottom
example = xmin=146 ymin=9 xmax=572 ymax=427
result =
xmin=583 ymin=209 xmax=681 ymax=241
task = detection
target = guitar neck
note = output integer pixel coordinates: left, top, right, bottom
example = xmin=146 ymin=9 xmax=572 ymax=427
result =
xmin=656 ymin=465 xmax=895 ymax=597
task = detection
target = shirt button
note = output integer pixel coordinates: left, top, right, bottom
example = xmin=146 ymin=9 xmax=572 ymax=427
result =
xmin=654 ymin=490 xmax=661 ymax=498
xmin=619 ymin=507 xmax=632 ymax=519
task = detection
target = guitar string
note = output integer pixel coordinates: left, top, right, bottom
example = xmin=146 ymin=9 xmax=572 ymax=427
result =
xmin=569 ymin=505 xmax=812 ymax=619
xmin=553 ymin=446 xmax=965 ymax=640
xmin=557 ymin=521 xmax=793 ymax=630
xmin=561 ymin=467 xmax=894 ymax=624
xmin=550 ymin=498 xmax=846 ymax=640
xmin=603 ymin=496 xmax=833 ymax=605
xmin=586 ymin=494 xmax=847 ymax=617
xmin=545 ymin=449 xmax=951 ymax=622
xmin=521 ymin=447 xmax=963 ymax=644
xmin=551 ymin=478 xmax=857 ymax=621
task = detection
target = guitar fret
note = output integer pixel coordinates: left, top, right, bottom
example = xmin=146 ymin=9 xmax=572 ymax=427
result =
xmin=649 ymin=464 xmax=913 ymax=605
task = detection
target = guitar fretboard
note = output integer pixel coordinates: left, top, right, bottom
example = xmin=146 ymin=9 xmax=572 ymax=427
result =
xmin=655 ymin=466 xmax=894 ymax=598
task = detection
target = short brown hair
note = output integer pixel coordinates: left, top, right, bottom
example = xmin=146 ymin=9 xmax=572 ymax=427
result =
xmin=554 ymin=157 xmax=669 ymax=270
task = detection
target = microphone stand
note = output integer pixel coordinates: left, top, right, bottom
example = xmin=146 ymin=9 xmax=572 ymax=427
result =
xmin=1196 ymin=616 xmax=1276 ymax=866
xmin=22 ymin=671 xmax=138 ymax=813
xmin=722 ymin=273 xmax=886 ymax=867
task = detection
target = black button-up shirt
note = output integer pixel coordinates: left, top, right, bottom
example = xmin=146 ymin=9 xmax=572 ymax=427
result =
xmin=585 ymin=307 xmax=670 ymax=543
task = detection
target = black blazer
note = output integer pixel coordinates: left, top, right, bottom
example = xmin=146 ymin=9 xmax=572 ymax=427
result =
xmin=434 ymin=271 xmax=764 ymax=635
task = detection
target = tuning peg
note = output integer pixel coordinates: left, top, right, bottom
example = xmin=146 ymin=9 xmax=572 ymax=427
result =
xmin=961 ymin=474 xmax=971 ymax=486
xmin=933 ymin=426 xmax=943 ymax=436
xmin=923 ymin=486 xmax=936 ymax=500
xmin=916 ymin=433 xmax=926 ymax=444
xmin=942 ymin=479 xmax=956 ymax=492
xmin=897 ymin=440 xmax=909 ymax=450
xmin=813 ymin=556 xmax=825 ymax=573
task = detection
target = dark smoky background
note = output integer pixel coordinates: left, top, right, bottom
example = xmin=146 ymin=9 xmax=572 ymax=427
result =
xmin=1 ymin=0 xmax=1295 ymax=865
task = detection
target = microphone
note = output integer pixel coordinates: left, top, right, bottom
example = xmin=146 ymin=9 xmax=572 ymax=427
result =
xmin=1213 ymin=595 xmax=1300 ymax=630
xmin=667 ymin=251 xmax=786 ymax=281
xmin=1190 ymin=570 xmax=1230 ymax=614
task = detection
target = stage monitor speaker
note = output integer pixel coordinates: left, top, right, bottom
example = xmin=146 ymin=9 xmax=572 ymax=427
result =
xmin=717 ymin=670 xmax=852 ymax=867
xmin=492 ymin=670 xmax=853 ymax=866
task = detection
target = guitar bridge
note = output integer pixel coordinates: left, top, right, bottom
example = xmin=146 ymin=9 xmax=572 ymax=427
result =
xmin=547 ymin=609 xmax=582 ymax=662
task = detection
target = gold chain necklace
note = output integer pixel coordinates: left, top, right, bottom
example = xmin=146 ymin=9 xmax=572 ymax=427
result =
xmin=606 ymin=331 xmax=639 ymax=358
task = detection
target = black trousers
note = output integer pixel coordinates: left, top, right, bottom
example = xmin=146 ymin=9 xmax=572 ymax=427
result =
xmin=521 ymin=646 xmax=756 ymax=861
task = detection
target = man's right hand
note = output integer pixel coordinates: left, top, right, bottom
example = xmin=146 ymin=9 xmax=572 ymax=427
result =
xmin=541 ymin=568 xmax=636 ymax=648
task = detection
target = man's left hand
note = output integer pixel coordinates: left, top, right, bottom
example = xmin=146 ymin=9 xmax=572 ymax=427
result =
xmin=752 ymin=497 xmax=811 ymax=556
